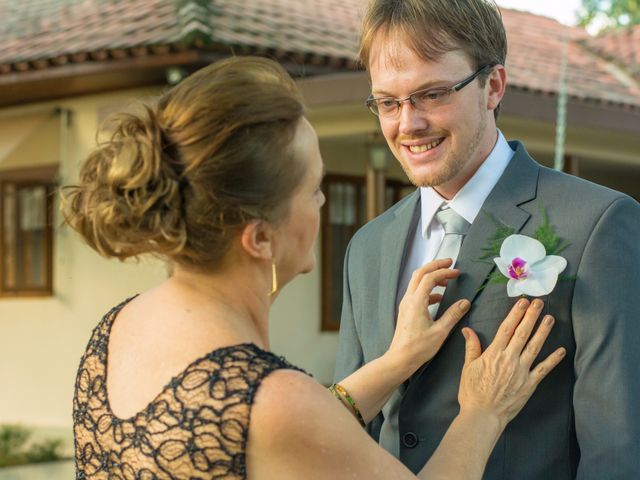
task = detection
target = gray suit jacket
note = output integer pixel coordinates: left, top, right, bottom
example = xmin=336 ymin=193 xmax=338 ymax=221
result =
xmin=335 ymin=142 xmax=640 ymax=479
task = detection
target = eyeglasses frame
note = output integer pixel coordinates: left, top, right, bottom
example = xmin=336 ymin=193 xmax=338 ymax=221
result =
xmin=365 ymin=64 xmax=496 ymax=117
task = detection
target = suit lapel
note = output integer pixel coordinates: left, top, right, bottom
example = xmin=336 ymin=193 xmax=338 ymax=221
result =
xmin=436 ymin=143 xmax=541 ymax=318
xmin=373 ymin=189 xmax=421 ymax=361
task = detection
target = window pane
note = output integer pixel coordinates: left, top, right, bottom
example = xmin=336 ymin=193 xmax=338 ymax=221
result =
xmin=329 ymin=183 xmax=344 ymax=224
xmin=3 ymin=184 xmax=17 ymax=289
xmin=18 ymin=186 xmax=48 ymax=288
xmin=329 ymin=183 xmax=358 ymax=226
xmin=20 ymin=186 xmax=46 ymax=230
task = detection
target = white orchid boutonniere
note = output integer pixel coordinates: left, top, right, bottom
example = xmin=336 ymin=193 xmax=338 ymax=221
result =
xmin=477 ymin=208 xmax=571 ymax=296
xmin=494 ymin=234 xmax=567 ymax=297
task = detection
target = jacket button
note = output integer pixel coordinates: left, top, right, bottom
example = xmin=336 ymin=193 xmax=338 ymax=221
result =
xmin=402 ymin=431 xmax=418 ymax=448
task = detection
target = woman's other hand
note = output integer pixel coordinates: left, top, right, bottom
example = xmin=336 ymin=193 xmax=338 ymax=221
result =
xmin=458 ymin=298 xmax=566 ymax=430
xmin=387 ymin=258 xmax=471 ymax=376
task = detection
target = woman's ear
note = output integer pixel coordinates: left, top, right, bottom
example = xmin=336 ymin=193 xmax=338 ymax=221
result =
xmin=240 ymin=220 xmax=273 ymax=260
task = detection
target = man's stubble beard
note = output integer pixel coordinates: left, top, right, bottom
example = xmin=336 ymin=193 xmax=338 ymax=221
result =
xmin=403 ymin=106 xmax=488 ymax=189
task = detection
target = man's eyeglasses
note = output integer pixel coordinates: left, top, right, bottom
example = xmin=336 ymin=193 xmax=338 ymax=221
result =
xmin=365 ymin=64 xmax=495 ymax=118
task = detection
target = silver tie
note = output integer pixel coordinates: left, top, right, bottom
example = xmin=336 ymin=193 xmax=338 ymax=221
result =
xmin=379 ymin=206 xmax=470 ymax=457
xmin=429 ymin=206 xmax=471 ymax=317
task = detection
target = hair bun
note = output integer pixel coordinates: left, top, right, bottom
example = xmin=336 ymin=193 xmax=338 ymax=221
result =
xmin=63 ymin=106 xmax=187 ymax=260
xmin=64 ymin=56 xmax=305 ymax=268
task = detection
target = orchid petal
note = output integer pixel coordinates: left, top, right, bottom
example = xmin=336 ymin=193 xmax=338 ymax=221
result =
xmin=517 ymin=267 xmax=560 ymax=296
xmin=532 ymin=255 xmax=567 ymax=275
xmin=500 ymin=234 xmax=546 ymax=264
xmin=494 ymin=257 xmax=511 ymax=277
xmin=506 ymin=279 xmax=522 ymax=297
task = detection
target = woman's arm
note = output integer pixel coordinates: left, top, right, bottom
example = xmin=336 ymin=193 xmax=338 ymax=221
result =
xmin=418 ymin=298 xmax=565 ymax=479
xmin=335 ymin=258 xmax=469 ymax=424
xmin=247 ymin=299 xmax=565 ymax=480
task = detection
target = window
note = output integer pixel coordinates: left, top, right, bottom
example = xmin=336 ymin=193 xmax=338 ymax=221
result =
xmin=0 ymin=167 xmax=56 ymax=297
xmin=321 ymin=174 xmax=412 ymax=331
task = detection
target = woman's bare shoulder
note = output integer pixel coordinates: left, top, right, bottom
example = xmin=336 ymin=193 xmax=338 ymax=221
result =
xmin=247 ymin=369 xmax=413 ymax=480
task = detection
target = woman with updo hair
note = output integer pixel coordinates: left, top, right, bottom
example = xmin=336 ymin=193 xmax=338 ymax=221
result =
xmin=67 ymin=56 xmax=564 ymax=479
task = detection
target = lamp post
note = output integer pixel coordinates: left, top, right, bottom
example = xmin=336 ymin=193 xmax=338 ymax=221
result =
xmin=554 ymin=32 xmax=569 ymax=172
xmin=366 ymin=138 xmax=390 ymax=220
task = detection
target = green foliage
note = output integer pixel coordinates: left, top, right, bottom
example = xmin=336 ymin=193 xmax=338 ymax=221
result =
xmin=0 ymin=425 xmax=64 ymax=467
xmin=533 ymin=208 xmax=570 ymax=256
xmin=578 ymin=0 xmax=640 ymax=30
xmin=486 ymin=270 xmax=509 ymax=285
xmin=476 ymin=211 xmax=515 ymax=264
xmin=0 ymin=424 xmax=30 ymax=466
xmin=24 ymin=439 xmax=64 ymax=463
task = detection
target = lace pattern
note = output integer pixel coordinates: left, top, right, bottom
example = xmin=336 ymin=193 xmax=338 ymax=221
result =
xmin=73 ymin=298 xmax=305 ymax=479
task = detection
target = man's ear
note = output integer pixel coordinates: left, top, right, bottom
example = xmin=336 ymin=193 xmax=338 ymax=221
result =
xmin=240 ymin=220 xmax=273 ymax=260
xmin=487 ymin=65 xmax=507 ymax=110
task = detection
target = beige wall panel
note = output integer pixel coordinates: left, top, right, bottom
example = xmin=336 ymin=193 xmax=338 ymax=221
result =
xmin=308 ymin=104 xmax=379 ymax=138
xmin=0 ymin=114 xmax=59 ymax=170
xmin=500 ymin=115 xmax=640 ymax=166
xmin=499 ymin=115 xmax=640 ymax=198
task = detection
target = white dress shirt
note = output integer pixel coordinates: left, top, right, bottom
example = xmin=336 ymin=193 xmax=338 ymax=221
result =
xmin=395 ymin=130 xmax=515 ymax=312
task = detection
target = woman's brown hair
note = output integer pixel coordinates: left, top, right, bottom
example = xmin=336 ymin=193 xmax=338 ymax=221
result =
xmin=63 ymin=56 xmax=306 ymax=268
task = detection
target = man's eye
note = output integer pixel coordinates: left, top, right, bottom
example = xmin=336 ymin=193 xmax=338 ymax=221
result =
xmin=378 ymin=99 xmax=397 ymax=109
xmin=417 ymin=90 xmax=447 ymax=101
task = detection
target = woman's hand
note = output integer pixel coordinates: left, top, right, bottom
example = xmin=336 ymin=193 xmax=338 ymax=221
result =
xmin=458 ymin=298 xmax=566 ymax=430
xmin=331 ymin=258 xmax=469 ymax=425
xmin=386 ymin=258 xmax=471 ymax=377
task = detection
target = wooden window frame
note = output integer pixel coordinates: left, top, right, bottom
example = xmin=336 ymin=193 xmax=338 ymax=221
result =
xmin=0 ymin=166 xmax=57 ymax=298
xmin=321 ymin=174 xmax=411 ymax=331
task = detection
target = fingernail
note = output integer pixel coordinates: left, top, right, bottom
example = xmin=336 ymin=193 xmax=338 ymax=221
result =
xmin=544 ymin=315 xmax=554 ymax=326
xmin=533 ymin=299 xmax=544 ymax=309
xmin=557 ymin=348 xmax=566 ymax=358
xmin=459 ymin=299 xmax=470 ymax=311
xmin=518 ymin=298 xmax=528 ymax=308
xmin=461 ymin=328 xmax=469 ymax=340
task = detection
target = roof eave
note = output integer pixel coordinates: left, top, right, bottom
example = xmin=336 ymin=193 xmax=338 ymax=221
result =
xmin=0 ymin=44 xmax=360 ymax=107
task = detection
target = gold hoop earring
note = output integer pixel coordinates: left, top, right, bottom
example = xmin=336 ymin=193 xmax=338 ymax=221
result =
xmin=268 ymin=262 xmax=278 ymax=297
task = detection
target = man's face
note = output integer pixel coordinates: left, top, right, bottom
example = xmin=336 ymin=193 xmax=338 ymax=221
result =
xmin=368 ymin=33 xmax=499 ymax=199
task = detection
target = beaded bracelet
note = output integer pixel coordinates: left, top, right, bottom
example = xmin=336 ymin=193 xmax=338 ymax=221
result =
xmin=328 ymin=383 xmax=366 ymax=427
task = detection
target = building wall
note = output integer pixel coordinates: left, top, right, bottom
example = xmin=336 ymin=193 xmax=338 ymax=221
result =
xmin=0 ymin=83 xmax=638 ymax=452
xmin=0 ymin=87 xmax=370 ymax=439
xmin=0 ymin=90 xmax=171 ymax=451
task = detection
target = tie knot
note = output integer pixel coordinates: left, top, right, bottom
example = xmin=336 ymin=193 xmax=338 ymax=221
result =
xmin=436 ymin=207 xmax=470 ymax=235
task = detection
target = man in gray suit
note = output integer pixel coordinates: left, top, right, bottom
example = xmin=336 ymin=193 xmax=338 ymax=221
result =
xmin=334 ymin=0 xmax=640 ymax=478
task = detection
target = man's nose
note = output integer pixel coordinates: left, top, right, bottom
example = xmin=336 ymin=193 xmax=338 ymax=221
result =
xmin=397 ymin=102 xmax=429 ymax=136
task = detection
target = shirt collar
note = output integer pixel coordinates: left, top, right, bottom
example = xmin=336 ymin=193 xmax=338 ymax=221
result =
xmin=419 ymin=130 xmax=514 ymax=237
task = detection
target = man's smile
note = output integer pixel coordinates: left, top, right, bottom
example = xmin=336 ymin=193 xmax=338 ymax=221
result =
xmin=400 ymin=136 xmax=446 ymax=160
xmin=406 ymin=137 xmax=444 ymax=153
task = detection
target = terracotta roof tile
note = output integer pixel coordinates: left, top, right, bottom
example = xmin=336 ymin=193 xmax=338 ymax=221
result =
xmin=583 ymin=24 xmax=640 ymax=78
xmin=0 ymin=0 xmax=638 ymax=108
xmin=502 ymin=9 xmax=640 ymax=106
xmin=0 ymin=0 xmax=177 ymax=62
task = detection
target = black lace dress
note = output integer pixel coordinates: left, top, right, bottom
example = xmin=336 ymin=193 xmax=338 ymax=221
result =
xmin=73 ymin=298 xmax=305 ymax=479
